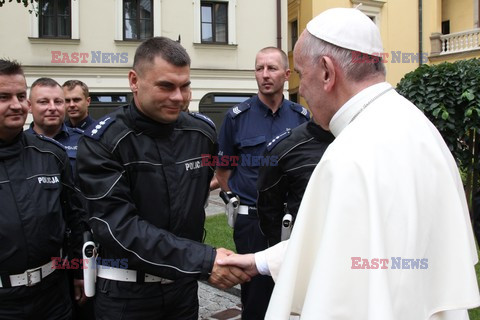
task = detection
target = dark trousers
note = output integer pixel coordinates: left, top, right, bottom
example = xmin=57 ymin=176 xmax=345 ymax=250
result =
xmin=474 ymin=190 xmax=480 ymax=245
xmin=0 ymin=270 xmax=72 ymax=320
xmin=68 ymin=270 xmax=95 ymax=320
xmin=234 ymin=214 xmax=275 ymax=320
xmin=72 ymin=300 xmax=95 ymax=320
xmin=94 ymin=277 xmax=199 ymax=320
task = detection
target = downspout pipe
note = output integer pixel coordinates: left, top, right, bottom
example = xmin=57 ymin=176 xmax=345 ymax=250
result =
xmin=419 ymin=0 xmax=423 ymax=66
xmin=277 ymin=0 xmax=282 ymax=49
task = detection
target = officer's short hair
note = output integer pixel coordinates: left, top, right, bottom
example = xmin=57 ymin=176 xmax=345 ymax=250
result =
xmin=257 ymin=47 xmax=289 ymax=70
xmin=62 ymin=80 xmax=90 ymax=98
xmin=0 ymin=59 xmax=24 ymax=77
xmin=31 ymin=77 xmax=61 ymax=90
xmin=30 ymin=78 xmax=62 ymax=99
xmin=133 ymin=37 xmax=191 ymax=76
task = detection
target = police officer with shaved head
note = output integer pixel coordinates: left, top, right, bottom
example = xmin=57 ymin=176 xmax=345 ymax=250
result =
xmin=76 ymin=37 xmax=250 ymax=320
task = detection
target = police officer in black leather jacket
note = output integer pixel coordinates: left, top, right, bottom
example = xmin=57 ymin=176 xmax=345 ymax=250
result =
xmin=257 ymin=119 xmax=334 ymax=246
xmin=0 ymin=59 xmax=85 ymax=319
xmin=76 ymin=37 xmax=249 ymax=320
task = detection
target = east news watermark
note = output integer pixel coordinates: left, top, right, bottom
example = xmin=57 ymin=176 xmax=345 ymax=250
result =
xmin=200 ymin=154 xmax=279 ymax=167
xmin=352 ymin=51 xmax=429 ymax=64
xmin=51 ymin=51 xmax=128 ymax=64
xmin=351 ymin=257 xmax=429 ymax=269
xmin=51 ymin=257 xmax=128 ymax=270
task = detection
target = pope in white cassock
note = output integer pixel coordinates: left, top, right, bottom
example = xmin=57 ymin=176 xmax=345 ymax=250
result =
xmin=218 ymin=7 xmax=480 ymax=320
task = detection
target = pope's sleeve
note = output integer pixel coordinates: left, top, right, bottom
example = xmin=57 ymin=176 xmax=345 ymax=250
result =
xmin=255 ymin=240 xmax=289 ymax=281
xmin=75 ymin=135 xmax=216 ymax=280
xmin=264 ymin=156 xmax=374 ymax=318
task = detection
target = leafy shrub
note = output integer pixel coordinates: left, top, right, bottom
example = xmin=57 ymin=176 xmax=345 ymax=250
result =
xmin=396 ymin=58 xmax=480 ymax=205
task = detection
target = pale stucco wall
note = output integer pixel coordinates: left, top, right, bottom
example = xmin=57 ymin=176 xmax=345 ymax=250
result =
xmin=0 ymin=0 xmax=289 ymax=112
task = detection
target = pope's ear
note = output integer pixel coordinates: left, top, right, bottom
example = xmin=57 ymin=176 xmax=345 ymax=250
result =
xmin=321 ymin=56 xmax=336 ymax=91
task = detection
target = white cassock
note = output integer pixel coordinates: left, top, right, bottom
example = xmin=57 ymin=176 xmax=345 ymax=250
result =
xmin=261 ymin=82 xmax=480 ymax=320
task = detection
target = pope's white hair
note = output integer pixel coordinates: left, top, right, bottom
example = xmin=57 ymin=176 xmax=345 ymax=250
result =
xmin=298 ymin=31 xmax=386 ymax=81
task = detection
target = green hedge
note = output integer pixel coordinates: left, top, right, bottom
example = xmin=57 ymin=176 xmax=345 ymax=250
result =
xmin=396 ymin=58 xmax=480 ymax=209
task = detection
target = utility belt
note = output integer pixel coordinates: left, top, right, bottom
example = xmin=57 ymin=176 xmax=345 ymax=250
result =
xmin=0 ymin=250 xmax=63 ymax=288
xmin=83 ymin=231 xmax=174 ymax=297
xmin=237 ymin=205 xmax=258 ymax=216
xmin=83 ymin=263 xmax=175 ymax=297
xmin=96 ymin=266 xmax=174 ymax=285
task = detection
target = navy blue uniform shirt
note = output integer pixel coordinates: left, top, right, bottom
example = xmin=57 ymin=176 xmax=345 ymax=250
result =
xmin=26 ymin=123 xmax=83 ymax=171
xmin=217 ymin=95 xmax=309 ymax=206
xmin=65 ymin=115 xmax=95 ymax=131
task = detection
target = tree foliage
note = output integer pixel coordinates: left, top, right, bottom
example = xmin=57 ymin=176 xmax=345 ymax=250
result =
xmin=396 ymin=58 xmax=480 ymax=208
xmin=0 ymin=0 xmax=37 ymax=7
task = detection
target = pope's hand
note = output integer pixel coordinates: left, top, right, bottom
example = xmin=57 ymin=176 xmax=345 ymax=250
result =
xmin=217 ymin=253 xmax=259 ymax=278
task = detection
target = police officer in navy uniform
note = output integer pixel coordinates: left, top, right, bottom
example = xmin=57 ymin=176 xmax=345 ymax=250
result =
xmin=0 ymin=59 xmax=85 ymax=319
xmin=76 ymin=37 xmax=249 ymax=320
xmin=257 ymin=120 xmax=334 ymax=246
xmin=63 ymin=80 xmax=95 ymax=130
xmin=216 ymin=46 xmax=310 ymax=319
xmin=26 ymin=77 xmax=83 ymax=172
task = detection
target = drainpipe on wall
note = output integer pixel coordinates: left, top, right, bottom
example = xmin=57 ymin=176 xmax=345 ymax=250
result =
xmin=419 ymin=0 xmax=423 ymax=66
xmin=277 ymin=0 xmax=282 ymax=49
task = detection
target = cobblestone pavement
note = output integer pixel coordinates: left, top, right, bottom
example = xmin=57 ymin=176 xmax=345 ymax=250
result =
xmin=198 ymin=281 xmax=241 ymax=320
xmin=198 ymin=191 xmax=242 ymax=320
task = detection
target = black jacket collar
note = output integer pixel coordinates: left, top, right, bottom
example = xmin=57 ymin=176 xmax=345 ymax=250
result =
xmin=0 ymin=132 xmax=23 ymax=160
xmin=127 ymin=102 xmax=175 ymax=138
xmin=306 ymin=120 xmax=335 ymax=143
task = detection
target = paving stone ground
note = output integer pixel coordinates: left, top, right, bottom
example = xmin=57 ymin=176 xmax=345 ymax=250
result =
xmin=198 ymin=281 xmax=241 ymax=320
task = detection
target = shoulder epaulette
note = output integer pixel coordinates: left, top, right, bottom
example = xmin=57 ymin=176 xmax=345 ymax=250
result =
xmin=266 ymin=129 xmax=292 ymax=152
xmin=189 ymin=112 xmax=216 ymax=130
xmin=85 ymin=115 xmax=115 ymax=140
xmin=71 ymin=127 xmax=84 ymax=135
xmin=36 ymin=134 xmax=66 ymax=150
xmin=290 ymin=103 xmax=310 ymax=120
xmin=228 ymin=102 xmax=251 ymax=119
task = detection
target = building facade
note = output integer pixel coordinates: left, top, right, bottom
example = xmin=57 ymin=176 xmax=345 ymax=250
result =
xmin=0 ymin=0 xmax=290 ymax=123
xmin=287 ymin=0 xmax=480 ymax=105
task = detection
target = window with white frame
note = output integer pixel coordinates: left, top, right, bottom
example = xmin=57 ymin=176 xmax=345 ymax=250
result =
xmin=201 ymin=1 xmax=228 ymax=43
xmin=123 ymin=0 xmax=153 ymax=40
xmin=39 ymin=0 xmax=71 ymax=38
xmin=114 ymin=0 xmax=161 ymax=41
xmin=193 ymin=0 xmax=236 ymax=45
xmin=30 ymin=0 xmax=79 ymax=39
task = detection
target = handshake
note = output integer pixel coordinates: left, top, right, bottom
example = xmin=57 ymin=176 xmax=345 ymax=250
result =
xmin=207 ymin=248 xmax=258 ymax=289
